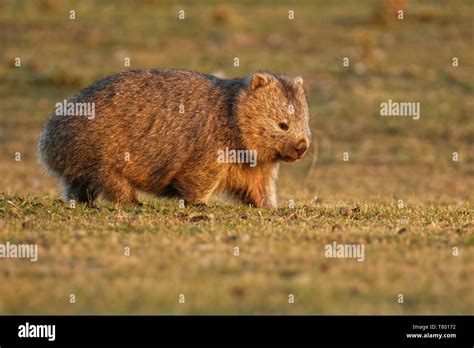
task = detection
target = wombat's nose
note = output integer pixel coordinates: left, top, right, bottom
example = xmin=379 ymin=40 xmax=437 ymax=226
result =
xmin=295 ymin=139 xmax=308 ymax=157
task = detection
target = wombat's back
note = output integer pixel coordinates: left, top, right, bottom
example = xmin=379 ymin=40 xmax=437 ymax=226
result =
xmin=38 ymin=69 xmax=237 ymax=196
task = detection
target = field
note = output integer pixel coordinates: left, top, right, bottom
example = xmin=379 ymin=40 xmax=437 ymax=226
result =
xmin=0 ymin=0 xmax=473 ymax=314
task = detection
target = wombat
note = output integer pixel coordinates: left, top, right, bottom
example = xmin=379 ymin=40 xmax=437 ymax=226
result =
xmin=38 ymin=69 xmax=311 ymax=208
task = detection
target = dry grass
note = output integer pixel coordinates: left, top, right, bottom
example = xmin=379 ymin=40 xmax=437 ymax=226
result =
xmin=1 ymin=195 xmax=473 ymax=314
xmin=0 ymin=0 xmax=472 ymax=314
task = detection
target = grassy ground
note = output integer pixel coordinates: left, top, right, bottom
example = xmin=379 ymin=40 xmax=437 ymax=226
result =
xmin=0 ymin=0 xmax=473 ymax=314
xmin=1 ymin=195 xmax=473 ymax=314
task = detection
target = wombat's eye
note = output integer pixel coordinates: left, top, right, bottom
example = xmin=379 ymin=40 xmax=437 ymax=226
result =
xmin=278 ymin=122 xmax=289 ymax=131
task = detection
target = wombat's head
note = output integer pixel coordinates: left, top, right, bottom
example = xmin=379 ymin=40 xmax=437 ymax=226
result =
xmin=237 ymin=73 xmax=311 ymax=163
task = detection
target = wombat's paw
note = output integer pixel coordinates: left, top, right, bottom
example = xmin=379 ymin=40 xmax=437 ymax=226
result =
xmin=249 ymin=202 xmax=277 ymax=209
xmin=262 ymin=202 xmax=278 ymax=209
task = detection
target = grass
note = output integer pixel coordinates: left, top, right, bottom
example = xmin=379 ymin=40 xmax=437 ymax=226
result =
xmin=0 ymin=0 xmax=473 ymax=314
xmin=1 ymin=195 xmax=472 ymax=314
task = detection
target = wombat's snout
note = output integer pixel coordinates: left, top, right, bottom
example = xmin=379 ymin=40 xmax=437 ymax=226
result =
xmin=295 ymin=139 xmax=308 ymax=157
xmin=282 ymin=138 xmax=309 ymax=162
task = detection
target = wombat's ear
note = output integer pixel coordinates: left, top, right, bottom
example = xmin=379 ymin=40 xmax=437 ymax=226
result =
xmin=250 ymin=73 xmax=271 ymax=90
xmin=294 ymin=76 xmax=304 ymax=86
xmin=293 ymin=76 xmax=307 ymax=95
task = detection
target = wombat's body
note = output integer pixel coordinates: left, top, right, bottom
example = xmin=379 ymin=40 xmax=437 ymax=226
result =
xmin=38 ymin=69 xmax=311 ymax=208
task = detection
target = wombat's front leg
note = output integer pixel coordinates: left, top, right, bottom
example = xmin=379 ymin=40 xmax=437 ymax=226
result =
xmin=241 ymin=180 xmax=277 ymax=208
xmin=237 ymin=164 xmax=278 ymax=208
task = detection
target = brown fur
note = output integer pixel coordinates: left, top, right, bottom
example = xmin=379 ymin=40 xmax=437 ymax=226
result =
xmin=38 ymin=69 xmax=311 ymax=208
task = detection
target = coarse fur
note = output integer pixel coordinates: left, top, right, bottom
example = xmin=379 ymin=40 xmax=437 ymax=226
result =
xmin=38 ymin=69 xmax=311 ymax=208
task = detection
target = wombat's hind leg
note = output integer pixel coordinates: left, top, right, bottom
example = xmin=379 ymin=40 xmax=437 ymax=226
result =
xmin=62 ymin=178 xmax=99 ymax=207
xmin=99 ymin=174 xmax=140 ymax=206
